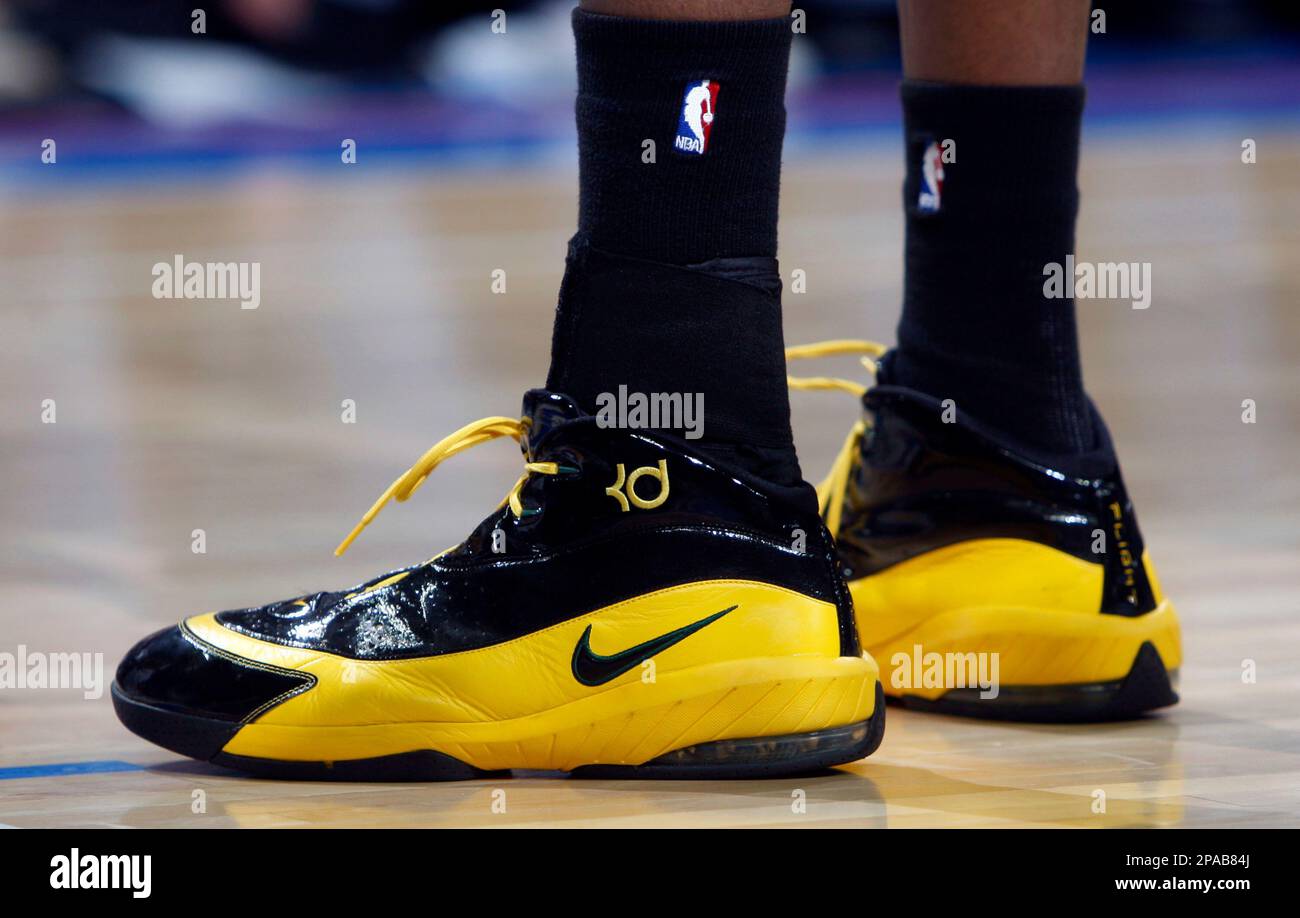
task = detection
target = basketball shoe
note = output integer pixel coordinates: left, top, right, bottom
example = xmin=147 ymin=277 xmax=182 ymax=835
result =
xmin=785 ymin=340 xmax=1180 ymax=721
xmin=113 ymin=389 xmax=884 ymax=779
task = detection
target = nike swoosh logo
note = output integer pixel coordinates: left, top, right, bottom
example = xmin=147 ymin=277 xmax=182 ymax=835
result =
xmin=570 ymin=605 xmax=737 ymax=687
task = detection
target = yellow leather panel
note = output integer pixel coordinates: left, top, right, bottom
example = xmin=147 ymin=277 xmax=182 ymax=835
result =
xmin=848 ymin=540 xmax=1182 ymax=695
xmin=183 ymin=579 xmax=879 ymax=767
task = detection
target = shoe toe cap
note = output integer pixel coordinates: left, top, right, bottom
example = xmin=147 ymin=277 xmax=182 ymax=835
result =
xmin=115 ymin=623 xmax=313 ymax=723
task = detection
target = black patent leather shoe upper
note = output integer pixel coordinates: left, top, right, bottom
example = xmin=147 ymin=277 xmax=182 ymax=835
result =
xmin=115 ymin=623 xmax=314 ymax=722
xmin=835 ymin=381 xmax=1157 ymax=618
xmin=178 ymin=390 xmax=858 ymax=661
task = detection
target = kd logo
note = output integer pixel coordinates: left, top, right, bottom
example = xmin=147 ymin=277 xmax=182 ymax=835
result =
xmin=605 ymin=460 xmax=670 ymax=512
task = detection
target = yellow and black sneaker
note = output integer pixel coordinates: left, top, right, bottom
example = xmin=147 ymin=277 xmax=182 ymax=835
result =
xmin=113 ymin=390 xmax=883 ymax=779
xmin=786 ymin=341 xmax=1181 ymax=722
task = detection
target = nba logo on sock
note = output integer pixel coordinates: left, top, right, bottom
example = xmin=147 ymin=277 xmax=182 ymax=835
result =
xmin=674 ymin=80 xmax=719 ymax=155
xmin=918 ymin=140 xmax=944 ymax=212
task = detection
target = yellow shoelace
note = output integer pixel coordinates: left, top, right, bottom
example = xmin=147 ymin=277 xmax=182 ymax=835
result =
xmin=785 ymin=338 xmax=887 ymax=396
xmin=335 ymin=416 xmax=562 ymax=556
xmin=334 ymin=341 xmax=889 ymax=556
xmin=785 ymin=339 xmax=887 ymax=528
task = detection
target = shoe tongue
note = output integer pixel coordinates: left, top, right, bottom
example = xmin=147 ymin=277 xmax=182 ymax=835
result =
xmin=521 ymin=389 xmax=586 ymax=450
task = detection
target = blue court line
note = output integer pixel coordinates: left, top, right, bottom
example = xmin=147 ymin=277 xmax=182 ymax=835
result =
xmin=0 ymin=761 xmax=146 ymax=780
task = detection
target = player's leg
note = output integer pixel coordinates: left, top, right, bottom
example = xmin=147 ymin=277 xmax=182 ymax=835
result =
xmin=112 ymin=0 xmax=884 ymax=778
xmin=894 ymin=0 xmax=1091 ymax=452
xmin=787 ymin=1 xmax=1180 ymax=720
xmin=550 ymin=0 xmax=803 ymax=485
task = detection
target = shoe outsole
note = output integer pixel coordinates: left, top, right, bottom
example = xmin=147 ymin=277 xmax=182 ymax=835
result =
xmin=112 ymin=681 xmax=885 ymax=781
xmin=573 ymin=683 xmax=886 ymax=779
xmin=889 ymin=641 xmax=1178 ymax=723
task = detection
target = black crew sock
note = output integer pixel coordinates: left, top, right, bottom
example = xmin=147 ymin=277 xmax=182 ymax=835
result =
xmin=546 ymin=10 xmax=802 ymax=486
xmin=893 ymin=80 xmax=1095 ymax=454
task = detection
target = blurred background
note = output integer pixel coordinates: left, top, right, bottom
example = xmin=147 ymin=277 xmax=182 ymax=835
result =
xmin=1 ymin=0 xmax=1299 ymax=182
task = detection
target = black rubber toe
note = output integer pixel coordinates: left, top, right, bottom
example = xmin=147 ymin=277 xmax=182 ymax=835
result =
xmin=112 ymin=683 xmax=241 ymax=761
xmin=113 ymin=622 xmax=314 ymax=753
